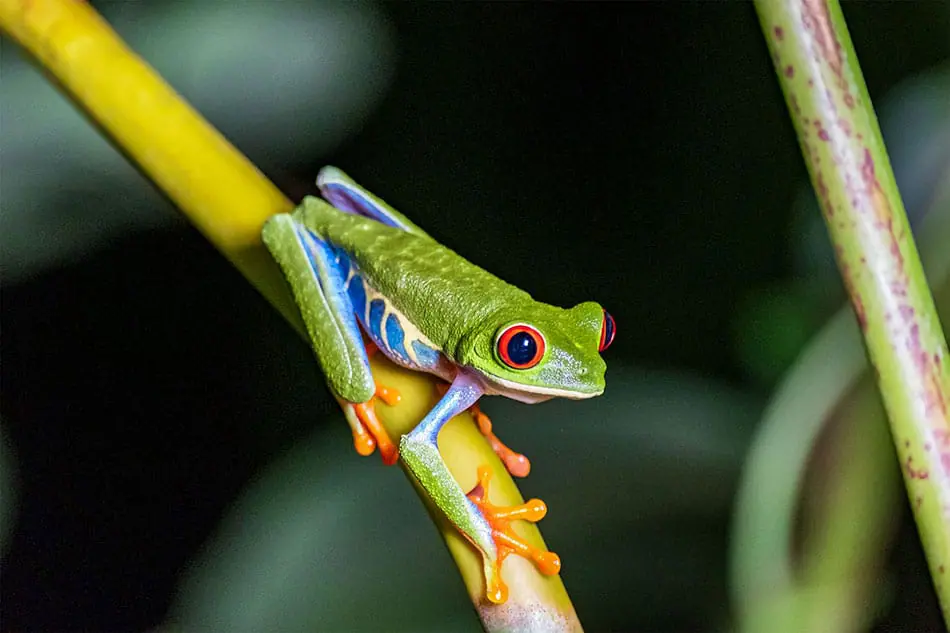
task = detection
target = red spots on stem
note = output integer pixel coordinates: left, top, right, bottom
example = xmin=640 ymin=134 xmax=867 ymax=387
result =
xmin=840 ymin=263 xmax=867 ymax=331
xmin=855 ymin=294 xmax=876 ymax=330
xmin=906 ymin=322 xmax=950 ymax=420
xmin=935 ymin=432 xmax=950 ymax=476
xmin=801 ymin=0 xmax=855 ymax=108
xmin=860 ymin=149 xmax=905 ymax=270
xmin=788 ymin=3 xmax=950 ymax=518
xmin=906 ymin=456 xmax=930 ymax=480
xmin=839 ymin=117 xmax=852 ymax=137
xmin=773 ymin=25 xmax=785 ymax=41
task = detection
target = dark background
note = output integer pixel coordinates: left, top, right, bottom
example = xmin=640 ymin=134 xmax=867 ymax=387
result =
xmin=2 ymin=2 xmax=948 ymax=631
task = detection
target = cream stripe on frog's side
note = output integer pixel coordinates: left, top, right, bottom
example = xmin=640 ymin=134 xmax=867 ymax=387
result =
xmin=343 ymin=260 xmax=449 ymax=376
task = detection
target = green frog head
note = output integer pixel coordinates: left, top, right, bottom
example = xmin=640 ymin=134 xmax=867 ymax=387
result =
xmin=458 ymin=300 xmax=613 ymax=402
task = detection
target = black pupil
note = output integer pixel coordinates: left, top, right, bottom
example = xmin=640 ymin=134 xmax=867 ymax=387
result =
xmin=507 ymin=332 xmax=537 ymax=365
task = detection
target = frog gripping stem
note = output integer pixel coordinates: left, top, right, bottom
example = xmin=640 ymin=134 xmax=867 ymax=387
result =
xmin=339 ymin=379 xmax=402 ymax=465
xmin=435 ymin=383 xmax=532 ymax=478
xmin=470 ymin=403 xmax=531 ymax=478
xmin=338 ymin=340 xmax=402 ymax=465
xmin=466 ymin=465 xmax=561 ymax=604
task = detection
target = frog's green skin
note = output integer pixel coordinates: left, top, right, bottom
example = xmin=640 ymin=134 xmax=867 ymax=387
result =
xmin=262 ymin=167 xmax=612 ymax=603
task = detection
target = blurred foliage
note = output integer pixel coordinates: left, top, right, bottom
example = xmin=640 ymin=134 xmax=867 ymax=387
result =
xmin=0 ymin=1 xmax=394 ymax=280
xmin=1 ymin=2 xmax=948 ymax=632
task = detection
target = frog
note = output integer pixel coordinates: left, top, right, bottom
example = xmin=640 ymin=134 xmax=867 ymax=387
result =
xmin=262 ymin=167 xmax=614 ymax=603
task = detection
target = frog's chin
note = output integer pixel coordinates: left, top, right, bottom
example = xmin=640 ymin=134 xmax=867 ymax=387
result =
xmin=476 ymin=373 xmax=603 ymax=404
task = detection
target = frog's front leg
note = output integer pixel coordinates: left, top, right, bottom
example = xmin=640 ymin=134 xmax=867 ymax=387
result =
xmin=401 ymin=372 xmax=560 ymax=604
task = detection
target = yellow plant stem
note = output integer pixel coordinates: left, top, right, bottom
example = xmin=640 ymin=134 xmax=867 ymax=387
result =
xmin=0 ymin=0 xmax=581 ymax=630
xmin=755 ymin=0 xmax=950 ymax=621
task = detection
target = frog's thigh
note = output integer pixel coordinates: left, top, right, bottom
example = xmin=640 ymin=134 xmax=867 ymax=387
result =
xmin=262 ymin=214 xmax=374 ymax=403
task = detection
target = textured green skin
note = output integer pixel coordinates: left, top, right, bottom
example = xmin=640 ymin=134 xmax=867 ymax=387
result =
xmin=295 ymin=196 xmax=607 ymax=399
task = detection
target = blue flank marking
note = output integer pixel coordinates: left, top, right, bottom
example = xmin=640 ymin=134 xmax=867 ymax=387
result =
xmin=368 ymin=299 xmax=386 ymax=343
xmin=385 ymin=314 xmax=409 ymax=360
xmin=412 ymin=340 xmax=441 ymax=370
xmin=307 ymin=232 xmax=441 ymax=372
xmin=347 ymin=272 xmax=367 ymax=319
xmin=323 ymin=183 xmax=410 ymax=232
xmin=335 ymin=248 xmax=352 ymax=275
xmin=293 ymin=225 xmax=370 ymax=370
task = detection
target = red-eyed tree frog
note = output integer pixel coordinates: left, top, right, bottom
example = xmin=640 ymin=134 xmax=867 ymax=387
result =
xmin=262 ymin=167 xmax=615 ymax=604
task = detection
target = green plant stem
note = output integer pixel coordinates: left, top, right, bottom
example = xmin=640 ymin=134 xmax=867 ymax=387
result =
xmin=754 ymin=0 xmax=950 ymax=621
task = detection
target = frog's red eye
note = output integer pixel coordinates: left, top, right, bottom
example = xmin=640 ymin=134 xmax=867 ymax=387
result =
xmin=599 ymin=310 xmax=616 ymax=352
xmin=497 ymin=324 xmax=545 ymax=369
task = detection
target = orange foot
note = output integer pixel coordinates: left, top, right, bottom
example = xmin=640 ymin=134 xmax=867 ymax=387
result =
xmin=437 ymin=384 xmax=531 ymax=478
xmin=341 ymin=382 xmax=402 ymax=465
xmin=467 ymin=465 xmax=561 ymax=604
xmin=470 ymin=403 xmax=531 ymax=478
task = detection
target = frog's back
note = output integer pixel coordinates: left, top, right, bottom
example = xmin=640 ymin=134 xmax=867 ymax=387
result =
xmin=296 ymin=198 xmax=531 ymax=356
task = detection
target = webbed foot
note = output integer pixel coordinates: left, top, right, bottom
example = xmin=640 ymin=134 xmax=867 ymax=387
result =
xmin=341 ymin=382 xmax=402 ymax=465
xmin=466 ymin=465 xmax=561 ymax=603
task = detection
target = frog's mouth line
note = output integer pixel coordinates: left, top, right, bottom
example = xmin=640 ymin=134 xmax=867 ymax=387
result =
xmin=478 ymin=372 xmax=604 ymax=402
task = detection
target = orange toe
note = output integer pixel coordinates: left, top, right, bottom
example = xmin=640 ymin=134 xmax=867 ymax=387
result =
xmin=340 ymin=376 xmax=401 ymax=465
xmin=353 ymin=400 xmax=399 ymax=465
xmin=471 ymin=405 xmax=531 ymax=478
xmin=466 ymin=465 xmax=560 ymax=604
xmin=375 ymin=384 xmax=402 ymax=406
xmin=350 ymin=421 xmax=377 ymax=456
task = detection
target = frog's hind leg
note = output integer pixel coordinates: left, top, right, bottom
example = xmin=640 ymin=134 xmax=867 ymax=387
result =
xmin=262 ymin=214 xmax=398 ymax=464
xmin=317 ymin=166 xmax=431 ymax=238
